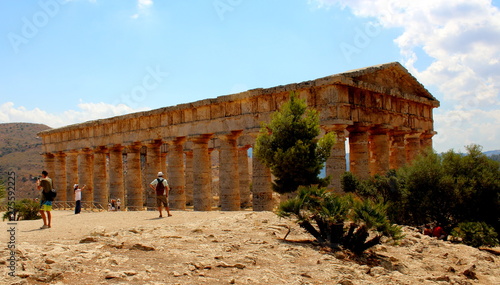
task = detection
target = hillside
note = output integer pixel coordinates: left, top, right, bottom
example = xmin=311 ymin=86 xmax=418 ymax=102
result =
xmin=0 ymin=122 xmax=51 ymax=199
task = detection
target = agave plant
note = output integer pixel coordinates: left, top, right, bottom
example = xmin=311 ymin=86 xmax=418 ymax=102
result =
xmin=277 ymin=185 xmax=402 ymax=254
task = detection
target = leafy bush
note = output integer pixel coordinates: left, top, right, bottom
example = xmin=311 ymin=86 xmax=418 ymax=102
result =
xmin=2 ymin=199 xmax=41 ymax=221
xmin=277 ymin=186 xmax=403 ymax=254
xmin=451 ymin=222 xmax=499 ymax=248
xmin=341 ymin=144 xmax=500 ymax=247
xmin=341 ymin=171 xmax=408 ymax=225
xmin=341 ymin=172 xmax=359 ymax=193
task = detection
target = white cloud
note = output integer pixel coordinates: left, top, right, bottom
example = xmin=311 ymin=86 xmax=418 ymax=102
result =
xmin=132 ymin=0 xmax=153 ymax=19
xmin=310 ymin=0 xmax=500 ymax=151
xmin=138 ymin=0 xmax=153 ymax=10
xmin=434 ymin=108 xmax=500 ymax=152
xmin=0 ymin=101 xmax=149 ymax=129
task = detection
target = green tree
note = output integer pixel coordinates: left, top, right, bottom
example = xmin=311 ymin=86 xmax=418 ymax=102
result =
xmin=254 ymin=93 xmax=336 ymax=194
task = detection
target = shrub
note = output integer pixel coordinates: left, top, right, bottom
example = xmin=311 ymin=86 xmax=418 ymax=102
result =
xmin=277 ymin=186 xmax=403 ymax=254
xmin=343 ymin=145 xmax=500 ymax=240
xmin=341 ymin=172 xmax=358 ymax=193
xmin=451 ymin=222 xmax=499 ymax=248
xmin=2 ymin=199 xmax=41 ymax=221
xmin=341 ymin=171 xmax=409 ymax=225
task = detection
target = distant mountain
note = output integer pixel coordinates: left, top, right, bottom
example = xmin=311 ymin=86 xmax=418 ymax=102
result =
xmin=484 ymin=150 xmax=500 ymax=156
xmin=0 ymin=122 xmax=51 ymax=199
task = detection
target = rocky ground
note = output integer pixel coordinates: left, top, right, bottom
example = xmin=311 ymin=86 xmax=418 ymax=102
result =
xmin=1 ymin=210 xmax=499 ymax=285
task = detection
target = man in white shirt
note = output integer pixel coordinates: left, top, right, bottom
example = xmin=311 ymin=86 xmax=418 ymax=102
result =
xmin=149 ymin=172 xmax=172 ymax=218
xmin=74 ymin=184 xmax=85 ymax=214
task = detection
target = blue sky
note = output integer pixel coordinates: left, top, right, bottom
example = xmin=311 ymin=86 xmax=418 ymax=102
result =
xmin=1 ymin=0 xmax=499 ymax=153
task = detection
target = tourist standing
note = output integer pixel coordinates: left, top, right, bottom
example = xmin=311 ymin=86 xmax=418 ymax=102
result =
xmin=149 ymin=172 xmax=172 ymax=218
xmin=74 ymin=184 xmax=85 ymax=214
xmin=37 ymin=170 xmax=53 ymax=229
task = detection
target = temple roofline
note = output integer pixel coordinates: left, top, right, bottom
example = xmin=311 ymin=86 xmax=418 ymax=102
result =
xmin=38 ymin=61 xmax=438 ymax=136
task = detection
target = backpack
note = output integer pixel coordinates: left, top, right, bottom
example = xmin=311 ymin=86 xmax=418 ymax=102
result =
xmin=47 ymin=189 xmax=57 ymax=201
xmin=41 ymin=179 xmax=56 ymax=201
xmin=156 ymin=178 xmax=166 ymax=196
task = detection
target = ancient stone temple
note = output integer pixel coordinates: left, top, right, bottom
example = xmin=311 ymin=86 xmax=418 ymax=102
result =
xmin=38 ymin=62 xmax=439 ymax=211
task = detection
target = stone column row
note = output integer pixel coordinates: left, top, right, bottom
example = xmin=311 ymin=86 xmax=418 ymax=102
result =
xmin=43 ymin=125 xmax=434 ymax=211
xmin=324 ymin=124 xmax=435 ymax=192
xmin=43 ymin=131 xmax=278 ymax=212
xmin=44 ymin=144 xmax=135 ymax=210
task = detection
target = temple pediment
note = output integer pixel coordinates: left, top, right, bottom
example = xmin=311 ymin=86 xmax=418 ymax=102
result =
xmin=321 ymin=62 xmax=438 ymax=105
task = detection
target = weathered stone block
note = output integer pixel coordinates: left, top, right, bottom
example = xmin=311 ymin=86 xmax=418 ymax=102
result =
xmin=196 ymin=106 xmax=210 ymax=121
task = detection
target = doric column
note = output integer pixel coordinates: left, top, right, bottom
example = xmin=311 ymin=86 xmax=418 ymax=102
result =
xmin=78 ymin=148 xmax=94 ymax=204
xmin=167 ymin=137 xmax=186 ymax=210
xmin=252 ymin=150 xmax=274 ymax=211
xmin=108 ymin=145 xmax=125 ymax=207
xmin=125 ymin=143 xmax=143 ymax=210
xmin=389 ymin=130 xmax=407 ymax=169
xmin=238 ymin=146 xmax=251 ymax=208
xmin=54 ymin=152 xmax=67 ymax=201
xmin=93 ymin=146 xmax=109 ymax=206
xmin=184 ymin=150 xmax=194 ymax=206
xmin=145 ymin=140 xmax=163 ymax=209
xmin=368 ymin=125 xmax=391 ymax=176
xmin=161 ymin=151 xmax=168 ymax=178
xmin=43 ymin=152 xmax=55 ymax=180
xmin=192 ymin=134 xmax=213 ymax=211
xmin=325 ymin=125 xmax=348 ymax=192
xmin=65 ymin=150 xmax=78 ymax=201
xmin=347 ymin=124 xmax=370 ymax=179
xmin=390 ymin=131 xmax=407 ymax=169
xmin=420 ymin=131 xmax=435 ymax=151
xmin=406 ymin=132 xmax=422 ymax=164
xmin=219 ymin=131 xmax=241 ymax=211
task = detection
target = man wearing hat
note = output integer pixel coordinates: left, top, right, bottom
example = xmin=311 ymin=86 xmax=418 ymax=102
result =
xmin=149 ymin=172 xmax=172 ymax=218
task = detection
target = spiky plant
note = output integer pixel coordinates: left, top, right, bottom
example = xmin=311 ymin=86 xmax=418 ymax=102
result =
xmin=277 ymin=186 xmax=403 ymax=254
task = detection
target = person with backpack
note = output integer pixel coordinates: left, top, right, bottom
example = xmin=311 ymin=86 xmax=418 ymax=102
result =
xmin=149 ymin=172 xmax=172 ymax=218
xmin=36 ymin=170 xmax=53 ymax=229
